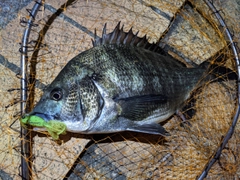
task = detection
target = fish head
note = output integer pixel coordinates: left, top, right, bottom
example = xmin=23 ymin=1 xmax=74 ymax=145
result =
xmin=31 ymin=82 xmax=70 ymax=122
xmin=30 ymin=66 xmax=104 ymax=133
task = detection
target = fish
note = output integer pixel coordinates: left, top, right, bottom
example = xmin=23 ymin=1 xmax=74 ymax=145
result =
xmin=24 ymin=22 xmax=236 ymax=137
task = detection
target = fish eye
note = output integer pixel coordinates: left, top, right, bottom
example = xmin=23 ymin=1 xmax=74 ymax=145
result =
xmin=50 ymin=88 xmax=63 ymax=101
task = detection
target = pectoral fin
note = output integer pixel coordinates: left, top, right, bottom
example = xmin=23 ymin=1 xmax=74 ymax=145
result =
xmin=126 ymin=123 xmax=170 ymax=136
xmin=115 ymin=94 xmax=168 ymax=121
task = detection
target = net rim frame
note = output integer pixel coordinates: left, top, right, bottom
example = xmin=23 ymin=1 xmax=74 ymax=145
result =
xmin=19 ymin=0 xmax=240 ymax=179
xmin=197 ymin=0 xmax=240 ymax=179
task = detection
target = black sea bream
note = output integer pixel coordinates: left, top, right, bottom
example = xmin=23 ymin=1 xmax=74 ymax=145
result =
xmin=28 ymin=22 xmax=234 ymax=136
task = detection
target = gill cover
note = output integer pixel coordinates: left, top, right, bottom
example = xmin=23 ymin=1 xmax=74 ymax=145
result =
xmin=77 ymin=76 xmax=104 ymax=130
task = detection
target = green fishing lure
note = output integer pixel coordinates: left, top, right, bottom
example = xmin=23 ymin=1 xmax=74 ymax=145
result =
xmin=20 ymin=115 xmax=67 ymax=140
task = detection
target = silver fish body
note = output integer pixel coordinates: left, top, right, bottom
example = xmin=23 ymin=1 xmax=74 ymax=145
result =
xmin=30 ymin=23 xmax=208 ymax=136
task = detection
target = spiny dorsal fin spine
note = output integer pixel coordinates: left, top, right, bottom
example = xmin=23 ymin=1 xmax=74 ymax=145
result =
xmin=123 ymin=27 xmax=133 ymax=44
xmin=130 ymin=31 xmax=139 ymax=46
xmin=117 ymin=25 xmax=126 ymax=44
xmin=110 ymin=22 xmax=120 ymax=43
xmin=92 ymin=22 xmax=167 ymax=55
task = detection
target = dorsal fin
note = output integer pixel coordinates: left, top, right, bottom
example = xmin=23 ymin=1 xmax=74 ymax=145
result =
xmin=92 ymin=22 xmax=167 ymax=55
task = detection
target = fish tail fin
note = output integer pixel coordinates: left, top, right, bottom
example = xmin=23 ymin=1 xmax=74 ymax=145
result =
xmin=199 ymin=58 xmax=237 ymax=83
xmin=182 ymin=49 xmax=237 ymax=121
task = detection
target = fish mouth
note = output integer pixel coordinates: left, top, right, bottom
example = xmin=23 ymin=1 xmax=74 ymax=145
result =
xmin=30 ymin=112 xmax=55 ymax=122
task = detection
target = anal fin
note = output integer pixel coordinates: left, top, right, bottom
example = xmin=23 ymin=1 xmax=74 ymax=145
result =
xmin=126 ymin=123 xmax=170 ymax=137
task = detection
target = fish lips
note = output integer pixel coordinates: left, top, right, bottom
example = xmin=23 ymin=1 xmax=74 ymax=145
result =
xmin=29 ymin=112 xmax=55 ymax=122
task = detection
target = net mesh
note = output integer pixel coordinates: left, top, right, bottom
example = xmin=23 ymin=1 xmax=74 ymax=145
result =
xmin=0 ymin=0 xmax=239 ymax=179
